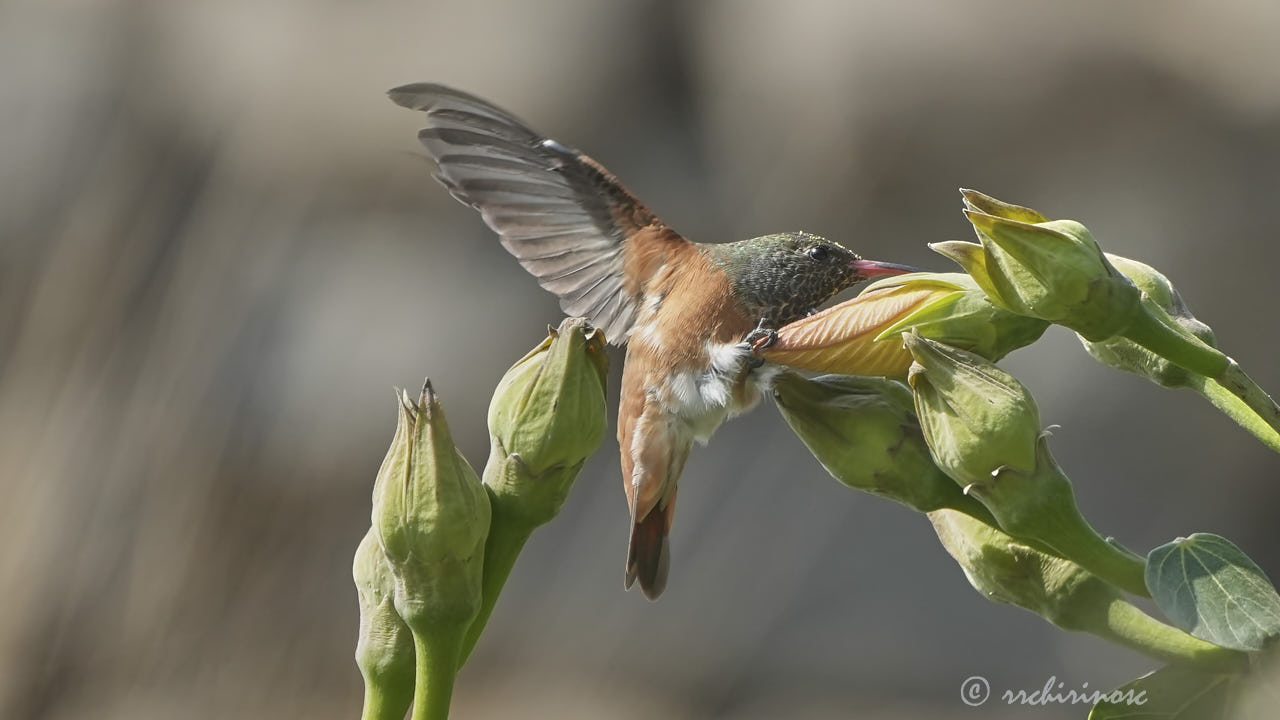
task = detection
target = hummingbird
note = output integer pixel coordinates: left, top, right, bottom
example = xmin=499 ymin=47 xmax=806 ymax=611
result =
xmin=389 ymin=84 xmax=915 ymax=599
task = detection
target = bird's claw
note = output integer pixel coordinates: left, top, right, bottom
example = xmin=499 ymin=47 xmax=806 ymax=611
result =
xmin=744 ymin=321 xmax=779 ymax=353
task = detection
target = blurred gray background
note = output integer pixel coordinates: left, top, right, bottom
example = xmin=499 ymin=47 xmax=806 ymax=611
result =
xmin=3 ymin=1 xmax=1278 ymax=718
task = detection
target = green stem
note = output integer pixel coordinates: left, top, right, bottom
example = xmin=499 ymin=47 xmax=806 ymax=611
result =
xmin=1122 ymin=303 xmax=1228 ymax=379
xmin=458 ymin=494 xmax=534 ymax=665
xmin=1119 ymin=300 xmax=1280 ymax=452
xmin=1217 ymin=360 xmax=1280 ymax=443
xmin=354 ymin=597 xmax=415 ymax=720
xmin=933 ymin=509 xmax=1247 ymax=674
xmin=1034 ymin=495 xmax=1150 ymax=598
xmin=361 ymin=675 xmax=415 ymax=720
xmin=1061 ymin=585 xmax=1248 ymax=673
xmin=1192 ymin=374 xmax=1280 ymax=454
xmin=410 ymin=629 xmax=462 ymax=720
xmin=978 ymin=448 xmax=1151 ymax=598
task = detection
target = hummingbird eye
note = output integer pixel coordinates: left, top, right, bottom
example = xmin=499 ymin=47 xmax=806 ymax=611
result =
xmin=807 ymin=245 xmax=831 ymax=262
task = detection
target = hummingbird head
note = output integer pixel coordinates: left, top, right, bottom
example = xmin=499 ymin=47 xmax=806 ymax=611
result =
xmin=710 ymin=232 xmax=917 ymax=328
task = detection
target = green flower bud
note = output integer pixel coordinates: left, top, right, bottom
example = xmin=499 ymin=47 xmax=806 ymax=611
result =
xmin=459 ymin=317 xmax=610 ymax=665
xmin=487 ymin=317 xmax=608 ymax=478
xmin=934 ymin=189 xmax=1142 ymax=341
xmin=904 ymin=334 xmax=1040 ymax=490
xmin=373 ymin=383 xmax=490 ymax=629
xmin=1080 ymin=254 xmax=1216 ymax=388
xmin=353 ymin=528 xmax=415 ymax=720
xmin=867 ymin=272 xmax=1049 ymax=363
xmin=930 ymin=507 xmax=1101 ymax=624
xmin=370 ymin=381 xmax=490 ymax=718
xmin=905 ymin=335 xmax=1149 ymax=595
xmin=773 ymin=371 xmax=992 ymax=521
xmin=937 ymin=191 xmax=1272 ymax=438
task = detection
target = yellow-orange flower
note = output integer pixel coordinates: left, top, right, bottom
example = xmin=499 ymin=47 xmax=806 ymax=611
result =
xmin=760 ymin=273 xmax=1046 ymax=378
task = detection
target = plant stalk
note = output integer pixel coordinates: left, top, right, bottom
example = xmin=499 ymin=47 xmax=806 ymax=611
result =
xmin=411 ymin=629 xmax=463 ymax=720
xmin=1062 ymin=585 xmax=1249 ymax=673
xmin=1032 ymin=494 xmax=1150 ymax=598
xmin=975 ymin=458 xmax=1151 ymax=599
xmin=1122 ymin=304 xmax=1228 ymax=379
xmin=361 ymin=677 xmax=414 ymax=720
xmin=1123 ymin=305 xmax=1280 ymax=444
xmin=1217 ymin=360 xmax=1280 ymax=443
xmin=1192 ymin=375 xmax=1280 ymax=454
xmin=458 ymin=492 xmax=534 ymax=665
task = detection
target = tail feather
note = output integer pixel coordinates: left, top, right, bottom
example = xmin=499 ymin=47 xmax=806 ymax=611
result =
xmin=617 ymin=355 xmax=690 ymax=600
xmin=625 ymin=507 xmax=670 ymax=600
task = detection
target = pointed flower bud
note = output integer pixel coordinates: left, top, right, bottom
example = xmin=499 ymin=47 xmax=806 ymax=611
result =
xmin=487 ymin=317 xmax=608 ymax=477
xmin=931 ymin=507 xmax=1106 ymax=625
xmin=772 ymin=371 xmax=994 ymax=521
xmin=936 ymin=191 xmax=1280 ymax=448
xmin=370 ymin=382 xmax=489 ymax=720
xmin=934 ymin=189 xmax=1142 ymax=341
xmin=373 ymin=382 xmax=490 ymax=629
xmin=353 ymin=528 xmax=415 ymax=720
xmin=759 ymin=273 xmax=1046 ymax=378
xmin=459 ymin=317 xmax=610 ymax=665
xmin=906 ymin=334 xmax=1149 ymax=596
xmin=904 ymin=333 xmax=1040 ymax=489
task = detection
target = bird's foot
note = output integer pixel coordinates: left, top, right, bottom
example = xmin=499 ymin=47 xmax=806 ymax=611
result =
xmin=736 ymin=320 xmax=779 ymax=369
xmin=744 ymin=320 xmax=779 ymax=353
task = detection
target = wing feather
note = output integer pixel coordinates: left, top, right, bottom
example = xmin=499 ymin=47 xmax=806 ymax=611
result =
xmin=390 ymin=83 xmax=689 ymax=343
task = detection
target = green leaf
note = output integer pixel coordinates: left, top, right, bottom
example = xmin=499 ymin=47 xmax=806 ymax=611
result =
xmin=1091 ymin=660 xmax=1280 ymax=720
xmin=1146 ymin=533 xmax=1280 ymax=652
xmin=1089 ymin=665 xmax=1236 ymax=720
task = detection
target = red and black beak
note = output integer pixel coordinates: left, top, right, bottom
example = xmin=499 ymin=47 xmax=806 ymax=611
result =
xmin=850 ymin=258 xmax=921 ymax=278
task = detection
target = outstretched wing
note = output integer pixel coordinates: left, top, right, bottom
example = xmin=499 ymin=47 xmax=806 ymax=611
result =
xmin=388 ymin=83 xmax=688 ymax=344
